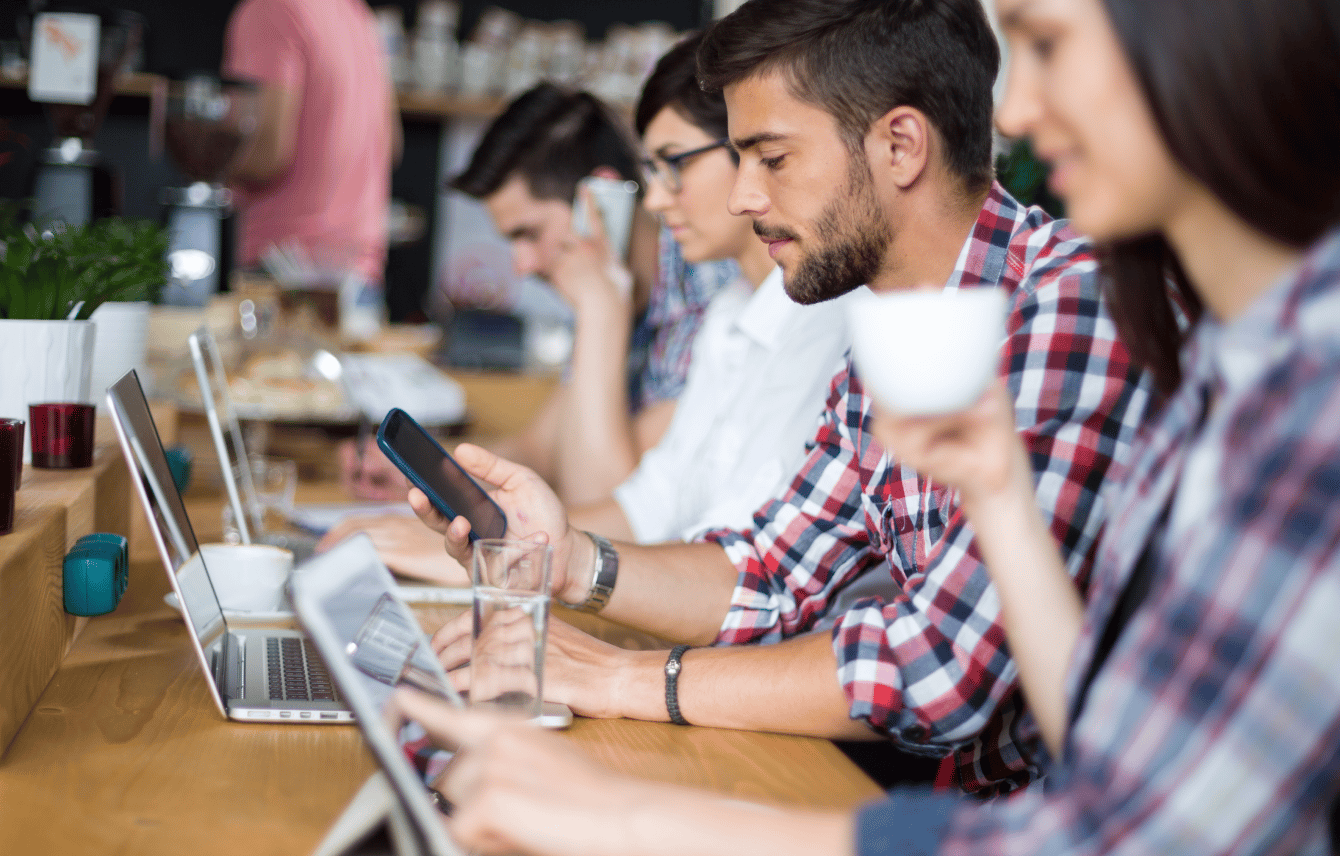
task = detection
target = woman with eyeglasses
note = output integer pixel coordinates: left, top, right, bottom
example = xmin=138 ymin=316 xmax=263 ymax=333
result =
xmin=392 ymin=0 xmax=1340 ymax=853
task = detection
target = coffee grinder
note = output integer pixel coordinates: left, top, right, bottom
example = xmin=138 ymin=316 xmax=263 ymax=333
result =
xmin=22 ymin=6 xmax=143 ymax=228
xmin=159 ymin=75 xmax=258 ymax=306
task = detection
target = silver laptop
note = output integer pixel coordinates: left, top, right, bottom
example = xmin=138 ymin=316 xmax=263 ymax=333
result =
xmin=106 ymin=369 xmax=351 ymax=723
xmin=292 ymin=534 xmax=463 ymax=856
xmin=187 ymin=327 xmax=318 ymax=560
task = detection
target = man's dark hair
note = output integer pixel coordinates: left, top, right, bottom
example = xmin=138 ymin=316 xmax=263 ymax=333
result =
xmin=634 ymin=31 xmax=732 ymax=159
xmin=697 ymin=0 xmax=999 ymax=193
xmin=451 ymin=83 xmax=639 ymax=204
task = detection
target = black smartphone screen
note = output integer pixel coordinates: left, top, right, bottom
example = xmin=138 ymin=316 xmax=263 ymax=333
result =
xmin=378 ymin=410 xmax=507 ymax=540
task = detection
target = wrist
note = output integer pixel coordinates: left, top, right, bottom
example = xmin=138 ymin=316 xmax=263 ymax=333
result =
xmin=613 ymin=649 xmax=676 ymax=722
xmin=559 ymin=526 xmax=596 ymax=606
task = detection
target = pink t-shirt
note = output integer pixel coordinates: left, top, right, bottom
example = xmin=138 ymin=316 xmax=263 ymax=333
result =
xmin=224 ymin=0 xmax=392 ymax=283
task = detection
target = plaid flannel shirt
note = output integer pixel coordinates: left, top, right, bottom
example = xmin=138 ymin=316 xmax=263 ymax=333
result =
xmin=910 ymin=227 xmax=1340 ymax=854
xmin=702 ymin=184 xmax=1153 ymax=795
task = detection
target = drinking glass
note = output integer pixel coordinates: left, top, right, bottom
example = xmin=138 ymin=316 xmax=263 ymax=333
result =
xmin=470 ymin=539 xmax=552 ymax=719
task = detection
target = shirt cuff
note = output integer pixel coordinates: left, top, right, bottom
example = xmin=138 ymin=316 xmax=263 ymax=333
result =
xmin=856 ymin=787 xmax=959 ymax=856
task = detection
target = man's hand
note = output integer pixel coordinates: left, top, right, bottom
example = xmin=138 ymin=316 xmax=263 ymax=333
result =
xmin=337 ymin=436 xmax=409 ymax=502
xmin=316 ymin=514 xmax=468 ymax=585
xmin=431 ymin=614 xmax=641 ymax=720
xmin=408 ymin=443 xmax=593 ymax=605
xmin=550 ymin=184 xmax=633 ymax=315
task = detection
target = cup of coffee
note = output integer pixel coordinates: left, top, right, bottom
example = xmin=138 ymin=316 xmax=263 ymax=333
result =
xmin=199 ymin=542 xmax=294 ymax=613
xmin=847 ymin=287 xmax=1008 ymax=416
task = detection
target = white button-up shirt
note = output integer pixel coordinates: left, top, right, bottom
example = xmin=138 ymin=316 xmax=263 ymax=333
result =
xmin=614 ymin=266 xmax=853 ymax=543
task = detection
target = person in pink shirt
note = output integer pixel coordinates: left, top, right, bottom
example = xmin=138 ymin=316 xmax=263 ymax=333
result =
xmin=223 ymin=0 xmax=401 ymax=284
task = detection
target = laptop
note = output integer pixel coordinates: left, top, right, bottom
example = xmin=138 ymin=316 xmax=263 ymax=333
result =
xmin=106 ymin=369 xmax=351 ymax=723
xmin=187 ymin=327 xmax=319 ymax=561
xmin=291 ymin=534 xmax=464 ymax=856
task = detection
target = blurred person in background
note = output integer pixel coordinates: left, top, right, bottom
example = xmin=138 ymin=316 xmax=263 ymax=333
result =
xmin=224 ymin=0 xmax=401 ymax=286
xmin=393 ymin=0 xmax=1340 ymax=853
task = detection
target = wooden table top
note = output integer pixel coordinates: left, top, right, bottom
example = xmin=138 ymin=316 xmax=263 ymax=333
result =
xmin=0 ymin=485 xmax=880 ymax=855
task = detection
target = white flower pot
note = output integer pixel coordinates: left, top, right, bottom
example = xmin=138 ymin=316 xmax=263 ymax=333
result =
xmin=89 ymin=301 xmax=151 ymax=407
xmin=0 ymin=319 xmax=97 ymax=464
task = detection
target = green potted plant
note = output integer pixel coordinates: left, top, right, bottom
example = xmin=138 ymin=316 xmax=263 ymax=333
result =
xmin=0 ymin=217 xmax=169 ymax=459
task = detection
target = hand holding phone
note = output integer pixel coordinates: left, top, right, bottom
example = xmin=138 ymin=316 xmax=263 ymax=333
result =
xmin=376 ymin=409 xmax=507 ymax=541
xmin=572 ymin=175 xmax=639 ymax=261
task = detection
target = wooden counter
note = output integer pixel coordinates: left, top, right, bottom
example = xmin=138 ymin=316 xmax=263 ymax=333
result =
xmin=0 ymin=557 xmax=879 ymax=854
xmin=0 ymin=442 xmax=131 ymax=756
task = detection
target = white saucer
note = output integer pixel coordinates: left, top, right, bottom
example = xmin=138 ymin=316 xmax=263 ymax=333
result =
xmin=163 ymin=591 xmax=294 ymax=622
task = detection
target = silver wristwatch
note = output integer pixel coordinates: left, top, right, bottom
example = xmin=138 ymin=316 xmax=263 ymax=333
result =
xmin=577 ymin=531 xmax=619 ymax=613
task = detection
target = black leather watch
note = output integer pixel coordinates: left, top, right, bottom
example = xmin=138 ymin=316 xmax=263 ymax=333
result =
xmin=665 ymin=644 xmax=692 ymax=726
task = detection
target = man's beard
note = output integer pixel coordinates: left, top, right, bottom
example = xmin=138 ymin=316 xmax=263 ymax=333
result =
xmin=757 ymin=155 xmax=890 ymax=305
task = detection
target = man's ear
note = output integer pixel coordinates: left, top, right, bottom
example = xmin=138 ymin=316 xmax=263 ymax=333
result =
xmin=589 ymin=166 xmax=621 ymax=181
xmin=866 ymin=105 xmax=931 ymax=190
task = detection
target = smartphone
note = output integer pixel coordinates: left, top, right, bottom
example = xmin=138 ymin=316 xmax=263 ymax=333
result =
xmin=376 ymin=408 xmax=507 ymax=541
xmin=572 ymin=175 xmax=639 ymax=261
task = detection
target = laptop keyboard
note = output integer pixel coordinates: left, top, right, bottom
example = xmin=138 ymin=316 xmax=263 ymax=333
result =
xmin=266 ymin=636 xmax=339 ymax=702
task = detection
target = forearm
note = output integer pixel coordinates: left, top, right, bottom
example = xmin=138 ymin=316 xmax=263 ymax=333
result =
xmin=605 ymin=631 xmax=875 ymax=740
xmin=554 ymin=299 xmax=637 ymax=505
xmin=962 ymin=452 xmax=1083 ymax=756
xmin=230 ymin=84 xmax=299 ymax=184
xmin=567 ymin=498 xmax=636 ymax=543
xmin=580 ymin=540 xmax=738 ymax=645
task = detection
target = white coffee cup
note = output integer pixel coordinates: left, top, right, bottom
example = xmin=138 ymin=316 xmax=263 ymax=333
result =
xmin=847 ymin=287 xmax=1008 ymax=416
xmin=199 ymin=543 xmax=295 ymax=613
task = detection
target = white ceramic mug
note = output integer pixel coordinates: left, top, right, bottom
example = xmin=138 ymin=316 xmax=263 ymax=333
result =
xmin=847 ymin=287 xmax=1008 ymax=416
xmin=199 ymin=542 xmax=294 ymax=613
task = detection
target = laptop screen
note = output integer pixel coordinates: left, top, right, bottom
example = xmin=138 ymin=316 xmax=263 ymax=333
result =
xmin=188 ymin=328 xmax=260 ymax=543
xmin=106 ymin=370 xmax=226 ymax=648
xmin=291 ymin=535 xmax=462 ymax=855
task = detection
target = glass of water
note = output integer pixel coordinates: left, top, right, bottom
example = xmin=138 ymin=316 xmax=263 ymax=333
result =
xmin=470 ymin=539 xmax=552 ymax=719
xmin=232 ymin=454 xmax=296 ymax=531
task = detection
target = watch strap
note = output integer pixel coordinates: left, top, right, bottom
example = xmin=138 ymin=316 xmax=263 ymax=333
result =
xmin=577 ymin=531 xmax=618 ymax=613
xmin=665 ymin=644 xmax=691 ymax=726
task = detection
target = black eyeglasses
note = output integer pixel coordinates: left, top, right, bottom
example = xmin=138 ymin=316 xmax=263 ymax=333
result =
xmin=639 ymin=138 xmax=732 ymax=193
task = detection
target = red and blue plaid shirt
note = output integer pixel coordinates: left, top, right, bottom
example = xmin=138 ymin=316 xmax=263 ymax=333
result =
xmin=887 ymin=227 xmax=1340 ymax=853
xmin=702 ymin=184 xmax=1153 ymax=795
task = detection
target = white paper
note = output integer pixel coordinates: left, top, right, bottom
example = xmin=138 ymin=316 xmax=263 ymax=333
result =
xmin=28 ymin=12 xmax=100 ymax=106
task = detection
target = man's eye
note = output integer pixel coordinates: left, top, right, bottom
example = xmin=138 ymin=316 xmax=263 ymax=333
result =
xmin=761 ymin=154 xmax=785 ymax=170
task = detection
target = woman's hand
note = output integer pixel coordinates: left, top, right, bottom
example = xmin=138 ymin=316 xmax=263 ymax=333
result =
xmin=868 ymin=381 xmax=1030 ymax=509
xmin=389 ymin=689 xmax=655 ymax=856
xmin=316 ymin=514 xmax=468 ymax=585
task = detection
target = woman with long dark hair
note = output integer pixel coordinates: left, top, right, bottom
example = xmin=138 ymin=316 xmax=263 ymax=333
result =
xmin=391 ymin=0 xmax=1340 ymax=853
